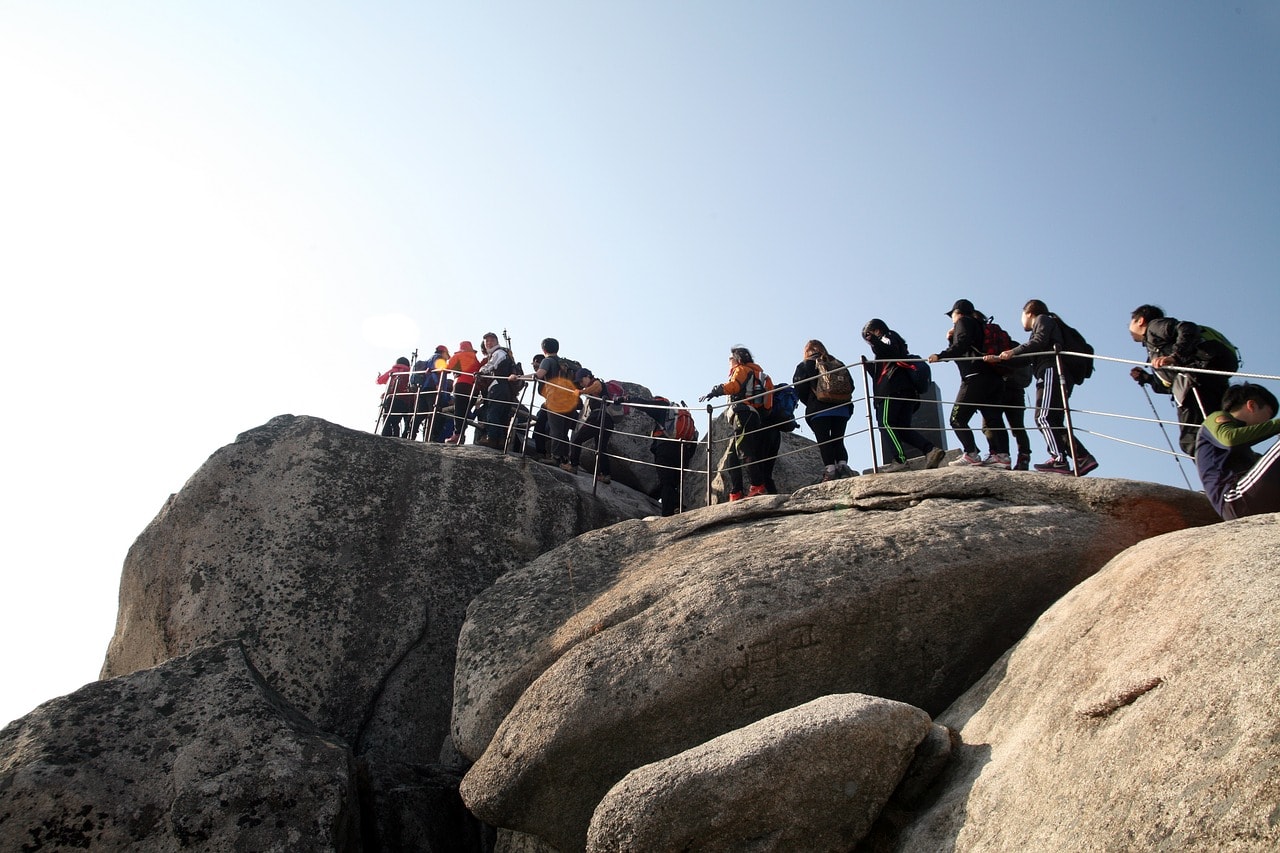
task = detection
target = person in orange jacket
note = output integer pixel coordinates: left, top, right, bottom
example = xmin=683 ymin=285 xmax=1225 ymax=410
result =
xmin=701 ymin=346 xmax=772 ymax=500
xmin=445 ymin=341 xmax=481 ymax=444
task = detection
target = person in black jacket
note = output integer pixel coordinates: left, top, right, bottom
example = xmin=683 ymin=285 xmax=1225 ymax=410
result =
xmin=793 ymin=339 xmax=855 ymax=480
xmin=1129 ymin=304 xmax=1238 ymax=457
xmin=992 ymin=299 xmax=1099 ymax=476
xmin=928 ymin=299 xmax=1010 ymax=468
xmin=861 ymin=321 xmax=945 ymax=472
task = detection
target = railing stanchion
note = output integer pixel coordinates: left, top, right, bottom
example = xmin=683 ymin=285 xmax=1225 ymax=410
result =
xmin=1054 ymin=346 xmax=1082 ymax=474
xmin=705 ymin=403 xmax=715 ymax=506
xmin=861 ymin=356 xmax=878 ymax=471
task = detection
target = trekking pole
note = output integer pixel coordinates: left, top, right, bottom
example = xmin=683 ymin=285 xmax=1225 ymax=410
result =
xmin=860 ymin=357 xmax=879 ymax=470
xmin=705 ymin=403 xmax=715 ymax=507
xmin=1140 ymin=384 xmax=1195 ymax=491
xmin=1053 ymin=347 xmax=1081 ymax=474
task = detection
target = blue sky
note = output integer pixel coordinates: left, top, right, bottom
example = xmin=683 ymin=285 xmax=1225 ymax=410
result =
xmin=2 ymin=1 xmax=1277 ymax=727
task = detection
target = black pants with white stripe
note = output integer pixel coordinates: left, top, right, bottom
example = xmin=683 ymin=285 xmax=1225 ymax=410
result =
xmin=1033 ymin=367 xmax=1090 ymax=463
xmin=1223 ymin=440 xmax=1280 ymax=519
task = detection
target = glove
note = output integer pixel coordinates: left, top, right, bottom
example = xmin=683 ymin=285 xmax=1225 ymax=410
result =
xmin=1130 ymin=367 xmax=1151 ymax=387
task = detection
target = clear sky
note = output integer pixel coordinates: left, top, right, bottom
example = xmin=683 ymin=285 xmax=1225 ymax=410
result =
xmin=2 ymin=1 xmax=1277 ymax=727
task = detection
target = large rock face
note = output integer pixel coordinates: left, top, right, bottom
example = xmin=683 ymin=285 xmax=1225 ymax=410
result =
xmin=0 ymin=642 xmax=359 ymax=851
xmin=890 ymin=513 xmax=1280 ymax=851
xmin=585 ymin=694 xmax=934 ymax=853
xmin=453 ymin=469 xmax=1217 ymax=851
xmin=102 ymin=415 xmax=652 ymax=766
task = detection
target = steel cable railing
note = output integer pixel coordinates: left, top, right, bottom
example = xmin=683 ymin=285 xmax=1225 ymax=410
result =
xmin=375 ymin=348 xmax=1280 ymax=510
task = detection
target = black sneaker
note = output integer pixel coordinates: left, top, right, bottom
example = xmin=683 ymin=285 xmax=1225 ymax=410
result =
xmin=1033 ymin=458 xmax=1072 ymax=474
xmin=1014 ymin=452 xmax=1031 ymax=471
xmin=1075 ymin=455 xmax=1100 ymax=476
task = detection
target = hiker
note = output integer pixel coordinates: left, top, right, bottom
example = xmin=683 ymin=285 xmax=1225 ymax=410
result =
xmin=1196 ymin=383 xmax=1280 ymax=519
xmin=566 ymin=368 xmax=614 ymax=481
xmin=1129 ymin=305 xmax=1239 ymax=458
xmin=792 ymin=340 xmax=855 ymax=481
xmin=411 ymin=345 xmax=454 ymax=442
xmin=928 ymin=300 xmax=1010 ymax=468
xmin=444 ymin=340 xmax=481 ymax=444
xmin=861 ymin=321 xmax=946 ymax=473
xmin=528 ymin=338 xmax=580 ymax=467
xmin=626 ymin=395 xmax=699 ymax=516
xmin=991 ymin=300 xmax=1098 ymax=476
xmin=474 ymin=332 xmax=517 ymax=450
xmin=999 ymin=364 xmax=1035 ymax=471
xmin=700 ymin=346 xmax=772 ymax=500
xmin=376 ymin=356 xmax=414 ymax=438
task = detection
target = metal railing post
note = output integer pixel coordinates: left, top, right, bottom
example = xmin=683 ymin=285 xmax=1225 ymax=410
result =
xmin=860 ymin=356 xmax=879 ymax=470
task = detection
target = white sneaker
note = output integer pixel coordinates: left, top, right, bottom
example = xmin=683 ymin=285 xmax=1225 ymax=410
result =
xmin=948 ymin=452 xmax=983 ymax=467
xmin=981 ymin=452 xmax=1012 ymax=470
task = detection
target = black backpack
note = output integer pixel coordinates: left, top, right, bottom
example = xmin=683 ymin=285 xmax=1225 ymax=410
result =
xmin=1054 ymin=316 xmax=1094 ymax=384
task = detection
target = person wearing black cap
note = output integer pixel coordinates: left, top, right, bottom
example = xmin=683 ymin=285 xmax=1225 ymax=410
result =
xmin=567 ymin=367 xmax=614 ymax=480
xmin=928 ymin=299 xmax=1010 ymax=468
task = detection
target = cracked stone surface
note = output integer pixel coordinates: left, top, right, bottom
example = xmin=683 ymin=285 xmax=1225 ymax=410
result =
xmin=453 ymin=469 xmax=1216 ymax=852
xmin=0 ymin=642 xmax=358 ymax=851
xmin=892 ymin=514 xmax=1280 ymax=851
xmin=100 ymin=414 xmax=653 ymax=768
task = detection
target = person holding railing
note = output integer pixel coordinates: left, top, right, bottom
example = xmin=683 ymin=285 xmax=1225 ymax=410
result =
xmin=444 ymin=341 xmax=481 ymax=445
xmin=928 ymin=299 xmax=1010 ymax=468
xmin=567 ymin=367 xmax=614 ymax=482
xmin=624 ymin=395 xmax=697 ymax=516
xmin=792 ymin=339 xmax=856 ymax=481
xmin=701 ymin=346 xmax=772 ymax=501
xmin=861 ymin=321 xmax=946 ymax=473
xmin=474 ymin=332 xmax=517 ymax=450
xmin=1128 ymin=305 xmax=1239 ymax=458
xmin=991 ymin=300 xmax=1099 ymax=476
xmin=1196 ymin=383 xmax=1280 ymax=519
xmin=376 ymin=356 xmax=414 ymax=438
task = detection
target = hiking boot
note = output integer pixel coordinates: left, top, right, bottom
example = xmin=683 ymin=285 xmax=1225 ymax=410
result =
xmin=598 ymin=474 xmax=611 ymax=484
xmin=876 ymin=460 xmax=910 ymax=474
xmin=474 ymin=436 xmax=499 ymax=450
xmin=1014 ymin=452 xmax=1031 ymax=471
xmin=1074 ymin=455 xmax=1100 ymax=477
xmin=1033 ymin=458 xmax=1072 ymax=474
xmin=728 ymin=491 xmax=744 ymax=502
xmin=821 ymin=468 xmax=836 ymax=483
xmin=924 ymin=448 xmax=946 ymax=469
xmin=747 ymin=484 xmax=768 ymax=498
xmin=836 ymin=462 xmax=857 ymax=478
xmin=560 ymin=462 xmax=578 ymax=475
xmin=981 ymin=453 xmax=1012 ymax=470
xmin=948 ymin=452 xmax=983 ymax=467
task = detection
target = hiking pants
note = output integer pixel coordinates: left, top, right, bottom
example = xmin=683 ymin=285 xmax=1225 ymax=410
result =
xmin=725 ymin=405 xmax=765 ymax=493
xmin=480 ymin=388 xmax=514 ymax=442
xmin=1222 ymin=439 xmax=1280 ymax=519
xmin=570 ymin=410 xmax=614 ymax=475
xmin=950 ymin=373 xmax=1008 ymax=455
xmin=653 ymin=439 xmax=694 ymax=516
xmin=876 ymin=396 xmax=933 ymax=464
xmin=381 ymin=395 xmax=413 ymax=438
xmin=1033 ymin=366 xmax=1090 ymax=462
xmin=545 ymin=409 xmax=576 ymax=462
xmin=806 ymin=412 xmax=850 ymax=467
xmin=452 ymin=383 xmax=476 ymax=442
xmin=1001 ymin=380 xmax=1032 ymax=457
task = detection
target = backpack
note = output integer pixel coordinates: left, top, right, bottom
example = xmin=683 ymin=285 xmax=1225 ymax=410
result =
xmin=741 ymin=366 xmax=774 ymax=411
xmin=901 ymin=356 xmax=932 ymax=395
xmin=539 ymin=356 xmax=581 ymax=414
xmin=407 ymin=360 xmax=431 ymax=389
xmin=813 ymin=355 xmax=853 ymax=403
xmin=978 ymin=318 xmax=1014 ymax=376
xmin=655 ymin=397 xmax=698 ymax=442
xmin=603 ymin=380 xmax=629 ymax=418
xmin=1053 ymin=315 xmax=1095 ymax=385
xmin=1198 ymin=325 xmax=1242 ymax=368
xmin=770 ymin=383 xmax=799 ymax=431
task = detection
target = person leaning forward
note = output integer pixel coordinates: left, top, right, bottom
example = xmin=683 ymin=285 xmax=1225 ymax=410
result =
xmin=928 ymin=299 xmax=1010 ymax=468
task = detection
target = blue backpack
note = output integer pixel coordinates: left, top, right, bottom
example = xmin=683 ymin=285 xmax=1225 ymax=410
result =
xmin=770 ymin=383 xmax=799 ymax=431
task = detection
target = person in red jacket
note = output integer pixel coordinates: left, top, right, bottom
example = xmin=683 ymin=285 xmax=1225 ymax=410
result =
xmin=376 ymin=357 xmax=413 ymax=437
